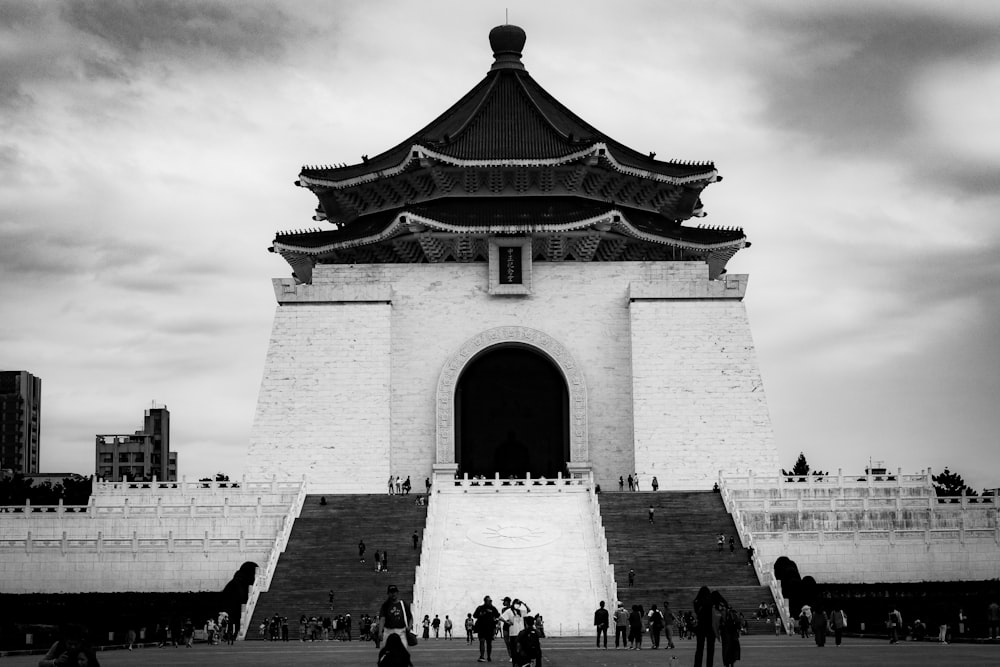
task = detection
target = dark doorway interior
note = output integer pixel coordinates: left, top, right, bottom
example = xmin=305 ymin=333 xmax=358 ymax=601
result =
xmin=456 ymin=345 xmax=569 ymax=478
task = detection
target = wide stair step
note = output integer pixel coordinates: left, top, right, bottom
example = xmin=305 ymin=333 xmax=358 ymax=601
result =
xmin=249 ymin=494 xmax=427 ymax=640
xmin=599 ymin=491 xmax=775 ymax=633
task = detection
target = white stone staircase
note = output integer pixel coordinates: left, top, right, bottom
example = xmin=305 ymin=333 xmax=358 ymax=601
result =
xmin=413 ymin=479 xmax=615 ymax=637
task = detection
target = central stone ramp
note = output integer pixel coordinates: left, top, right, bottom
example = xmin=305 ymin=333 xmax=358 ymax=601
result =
xmin=413 ymin=482 xmax=613 ymax=637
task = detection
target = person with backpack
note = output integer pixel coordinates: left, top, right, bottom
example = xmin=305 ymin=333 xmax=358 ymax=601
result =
xmin=647 ymin=604 xmax=665 ymax=648
xmin=512 ymin=615 xmax=542 ymax=666
xmin=714 ymin=591 xmax=741 ymax=667
xmin=613 ymin=601 xmax=630 ymax=648
xmin=465 ymin=613 xmax=475 ymax=644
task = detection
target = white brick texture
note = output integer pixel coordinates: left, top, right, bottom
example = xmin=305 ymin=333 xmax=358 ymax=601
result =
xmin=246 ymin=261 xmax=780 ymax=493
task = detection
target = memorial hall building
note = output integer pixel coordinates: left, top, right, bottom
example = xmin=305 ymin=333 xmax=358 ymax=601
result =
xmin=246 ymin=23 xmax=780 ymax=495
xmin=2 ymin=25 xmax=996 ymax=645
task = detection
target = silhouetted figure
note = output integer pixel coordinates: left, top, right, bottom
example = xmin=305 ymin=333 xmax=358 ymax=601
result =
xmin=220 ymin=561 xmax=258 ymax=642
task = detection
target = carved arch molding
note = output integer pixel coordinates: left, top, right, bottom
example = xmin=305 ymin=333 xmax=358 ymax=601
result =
xmin=435 ymin=326 xmax=589 ymax=466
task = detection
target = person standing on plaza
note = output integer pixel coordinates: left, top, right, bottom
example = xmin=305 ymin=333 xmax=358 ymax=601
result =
xmin=627 ymin=474 xmax=634 ymax=491
xmin=474 ymin=594 xmax=501 ymax=662
xmin=831 ymin=608 xmax=847 ymax=646
xmin=647 ymin=604 xmax=664 ymax=648
xmin=377 ymin=584 xmax=412 ymax=647
xmin=811 ymin=607 xmax=828 ymax=647
xmin=652 ymin=476 xmax=659 ymax=491
xmin=513 ymin=614 xmax=543 ymax=667
xmin=613 ymin=601 xmax=629 ymax=649
xmin=715 ymin=591 xmax=741 ymax=667
xmin=693 ymin=586 xmax=716 ymax=667
xmin=432 ymin=614 xmax=441 ymax=638
xmin=444 ymin=615 xmax=453 ymax=639
xmin=465 ymin=613 xmax=475 ymax=644
xmin=661 ymin=601 xmax=677 ymax=649
xmin=388 ymin=475 xmax=395 ymax=495
xmin=594 ymin=600 xmax=609 ymax=649
xmin=377 ymin=632 xmax=413 ymax=667
xmin=634 ymin=473 xmax=641 ymax=491
xmin=619 ymin=476 xmax=624 ymax=491
xmin=628 ymin=604 xmax=644 ymax=650
xmin=501 ymin=597 xmax=531 ymax=658
xmin=887 ymin=606 xmax=902 ymax=644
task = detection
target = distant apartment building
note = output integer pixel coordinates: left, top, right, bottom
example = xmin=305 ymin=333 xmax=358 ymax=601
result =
xmin=95 ymin=405 xmax=177 ymax=481
xmin=0 ymin=371 xmax=41 ymax=475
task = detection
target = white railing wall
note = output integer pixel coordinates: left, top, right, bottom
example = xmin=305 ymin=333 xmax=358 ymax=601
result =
xmin=240 ymin=477 xmax=308 ymax=639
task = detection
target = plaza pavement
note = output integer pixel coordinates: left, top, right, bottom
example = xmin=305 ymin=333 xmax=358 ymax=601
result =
xmin=3 ymin=635 xmax=999 ymax=666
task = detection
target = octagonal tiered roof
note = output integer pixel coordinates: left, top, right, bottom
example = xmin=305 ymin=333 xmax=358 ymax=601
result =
xmin=273 ymin=24 xmax=747 ymax=283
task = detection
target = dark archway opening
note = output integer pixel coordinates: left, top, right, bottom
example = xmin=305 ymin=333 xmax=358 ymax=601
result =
xmin=456 ymin=345 xmax=569 ymax=478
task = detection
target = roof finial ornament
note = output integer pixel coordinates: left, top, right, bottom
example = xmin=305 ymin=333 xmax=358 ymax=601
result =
xmin=489 ymin=23 xmax=526 ymax=72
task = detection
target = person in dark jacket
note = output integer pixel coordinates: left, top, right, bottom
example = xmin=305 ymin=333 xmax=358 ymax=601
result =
xmin=594 ymin=601 xmax=609 ymax=648
xmin=628 ymin=605 xmax=644 ymax=649
xmin=713 ymin=590 xmax=741 ymax=667
xmin=694 ymin=586 xmax=716 ymax=667
xmin=811 ymin=607 xmax=828 ymax=647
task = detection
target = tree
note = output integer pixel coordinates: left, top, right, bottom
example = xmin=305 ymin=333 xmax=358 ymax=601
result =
xmin=932 ymin=468 xmax=974 ymax=498
xmin=61 ymin=475 xmax=94 ymax=506
xmin=782 ymin=452 xmax=810 ymax=477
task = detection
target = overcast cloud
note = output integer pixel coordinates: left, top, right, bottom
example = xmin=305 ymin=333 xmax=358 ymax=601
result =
xmin=1 ymin=0 xmax=998 ymax=491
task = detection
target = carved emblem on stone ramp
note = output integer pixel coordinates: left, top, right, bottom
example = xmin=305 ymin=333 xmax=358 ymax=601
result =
xmin=467 ymin=521 xmax=561 ymax=549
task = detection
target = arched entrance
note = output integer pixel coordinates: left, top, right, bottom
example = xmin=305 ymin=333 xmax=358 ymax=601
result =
xmin=456 ymin=346 xmax=568 ymax=477
xmin=434 ymin=326 xmax=590 ymax=477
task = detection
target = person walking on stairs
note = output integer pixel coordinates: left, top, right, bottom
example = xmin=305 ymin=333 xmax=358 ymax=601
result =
xmin=648 ymin=505 xmax=655 ymax=523
xmin=359 ymin=539 xmax=366 ymax=563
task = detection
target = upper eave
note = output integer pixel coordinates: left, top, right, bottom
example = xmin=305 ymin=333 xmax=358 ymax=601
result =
xmin=272 ymin=198 xmax=744 ymax=256
xmin=297 ymin=65 xmax=717 ymax=190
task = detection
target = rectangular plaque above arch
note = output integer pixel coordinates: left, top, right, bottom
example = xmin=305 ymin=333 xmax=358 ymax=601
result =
xmin=488 ymin=237 xmax=532 ymax=295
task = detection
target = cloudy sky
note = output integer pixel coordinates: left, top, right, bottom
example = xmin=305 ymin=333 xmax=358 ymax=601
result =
xmin=1 ymin=0 xmax=998 ymax=490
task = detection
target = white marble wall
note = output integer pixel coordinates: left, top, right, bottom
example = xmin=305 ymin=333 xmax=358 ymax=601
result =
xmin=246 ymin=261 xmax=780 ymax=492
xmin=0 ymin=483 xmax=299 ymax=594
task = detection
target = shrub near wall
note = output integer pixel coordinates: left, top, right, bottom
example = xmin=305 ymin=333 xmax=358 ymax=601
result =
xmin=0 ymin=592 xmax=225 ymax=651
xmin=808 ymin=581 xmax=1000 ymax=639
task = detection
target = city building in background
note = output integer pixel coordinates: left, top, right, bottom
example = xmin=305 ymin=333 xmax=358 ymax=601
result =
xmin=94 ymin=404 xmax=176 ymax=481
xmin=0 ymin=370 xmax=42 ymax=476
